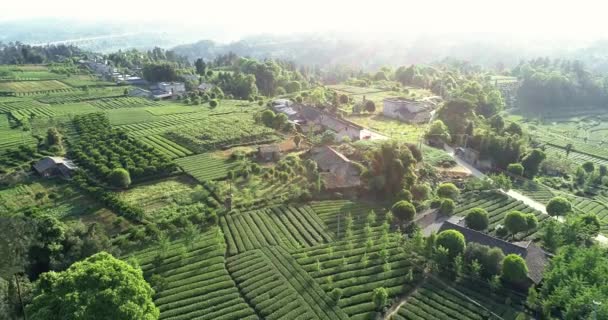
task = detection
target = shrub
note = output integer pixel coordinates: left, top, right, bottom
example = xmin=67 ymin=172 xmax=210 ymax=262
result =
xmin=411 ymin=183 xmax=432 ymax=201
xmin=330 ymin=288 xmax=343 ymax=305
xmin=504 ymin=211 xmax=529 ymax=236
xmin=108 ymin=168 xmax=131 ymax=188
xmin=391 ymin=200 xmax=416 ymax=222
xmin=372 ymin=287 xmax=388 ymax=311
xmin=436 ymin=230 xmax=465 ymax=258
xmin=439 ymin=198 xmax=455 ymax=215
xmin=464 ymin=243 xmax=504 ymax=278
xmin=546 ymin=197 xmax=572 ymax=216
xmin=209 ymin=99 xmax=219 ymax=108
xmin=397 ymin=189 xmax=413 ymax=202
xmin=465 ymin=208 xmax=489 ymax=230
xmin=501 ymin=254 xmax=528 ymax=285
xmin=507 ymin=163 xmax=524 ymax=176
xmin=437 ymin=182 xmax=460 ymax=200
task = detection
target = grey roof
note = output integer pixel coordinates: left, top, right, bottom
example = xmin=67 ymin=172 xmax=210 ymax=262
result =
xmin=439 ymin=217 xmax=550 ymax=284
xmin=33 ymin=157 xmax=78 ymax=174
xmin=310 ymin=146 xmax=351 ymax=170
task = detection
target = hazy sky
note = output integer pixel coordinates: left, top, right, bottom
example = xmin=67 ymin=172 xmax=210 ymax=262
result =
xmin=2 ymin=0 xmax=607 ymax=40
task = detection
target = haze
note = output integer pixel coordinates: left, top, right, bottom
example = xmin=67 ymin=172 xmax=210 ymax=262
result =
xmin=2 ymin=0 xmax=608 ymax=41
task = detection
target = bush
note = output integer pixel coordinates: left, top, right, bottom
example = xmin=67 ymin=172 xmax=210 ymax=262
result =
xmin=108 ymin=168 xmax=131 ymax=188
xmin=397 ymin=189 xmax=413 ymax=202
xmin=372 ymin=287 xmax=388 ymax=311
xmin=436 ymin=230 xmax=465 ymax=258
xmin=209 ymin=99 xmax=219 ymax=108
xmin=439 ymin=198 xmax=455 ymax=215
xmin=411 ymin=183 xmax=432 ymax=201
xmin=437 ymin=183 xmax=460 ymax=200
xmin=501 ymin=254 xmax=528 ymax=285
xmin=546 ymin=197 xmax=572 ymax=216
xmin=391 ymin=200 xmax=416 ymax=222
xmin=465 ymin=208 xmax=489 ymax=230
xmin=330 ymin=288 xmax=343 ymax=305
xmin=507 ymin=163 xmax=524 ymax=176
xmin=464 ymin=243 xmax=504 ymax=278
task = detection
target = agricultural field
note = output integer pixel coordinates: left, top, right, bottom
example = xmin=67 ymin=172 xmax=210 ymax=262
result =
xmin=309 ymin=200 xmax=389 ymax=239
xmin=512 ymin=179 xmax=555 ymax=204
xmin=568 ymin=196 xmax=608 ymax=234
xmin=36 ymin=87 xmax=125 ymax=104
xmin=89 ymin=97 xmax=163 ymax=110
xmin=226 ymin=247 xmax=349 ymax=320
xmin=10 ymin=105 xmax=56 ymax=121
xmin=0 ymin=80 xmax=71 ymax=93
xmin=0 ymin=114 xmax=36 ymax=152
xmin=220 ymin=205 xmax=333 ymax=255
xmin=176 ymin=153 xmax=238 ymax=181
xmin=454 ymin=191 xmax=548 ymax=240
xmin=0 ymin=99 xmax=49 ymax=113
xmin=0 ymin=180 xmax=100 ymax=218
xmin=130 ymin=228 xmax=258 ymax=320
xmin=118 ymin=177 xmax=202 ymax=213
xmin=59 ymin=75 xmax=114 ymax=87
xmin=138 ymin=135 xmax=193 ymax=159
xmin=347 ymin=115 xmax=427 ymax=143
xmin=293 ymin=234 xmax=423 ymax=319
xmin=392 ymin=277 xmax=526 ymax=320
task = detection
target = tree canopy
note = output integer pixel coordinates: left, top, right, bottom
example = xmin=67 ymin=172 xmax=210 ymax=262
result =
xmin=27 ymin=252 xmax=159 ymax=320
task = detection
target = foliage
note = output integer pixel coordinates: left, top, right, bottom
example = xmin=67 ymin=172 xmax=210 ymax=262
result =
xmin=465 ymin=208 xmax=489 ymax=230
xmin=436 ymin=230 xmax=466 ymax=259
xmin=391 ymin=200 xmax=416 ymax=222
xmin=27 ymin=252 xmax=159 ymax=320
xmin=439 ymin=198 xmax=455 ymax=215
xmin=546 ymin=196 xmax=572 ymax=216
xmin=364 ymin=140 xmax=417 ymax=197
xmin=464 ymin=243 xmax=504 ymax=279
xmin=108 ymin=168 xmax=131 ymax=189
xmin=425 ymin=120 xmax=451 ymax=144
xmin=501 ymin=254 xmax=528 ymax=285
xmin=372 ymin=287 xmax=389 ymax=311
xmin=507 ymin=163 xmax=524 ymax=176
xmin=143 ymin=62 xmax=178 ymax=82
xmin=503 ymin=211 xmax=536 ymax=237
xmin=521 ymin=149 xmax=546 ymax=178
xmin=436 ymin=182 xmax=460 ymax=200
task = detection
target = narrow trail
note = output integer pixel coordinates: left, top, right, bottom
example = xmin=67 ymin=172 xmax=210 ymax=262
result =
xmin=384 ymin=281 xmax=423 ymax=319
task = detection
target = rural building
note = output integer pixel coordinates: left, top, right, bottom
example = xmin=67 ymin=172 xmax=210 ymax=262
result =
xmin=439 ymin=216 xmax=550 ymax=284
xmin=129 ymin=88 xmax=152 ymax=98
xmin=455 ymin=147 xmax=494 ymax=170
xmin=33 ymin=156 xmax=78 ymax=179
xmin=197 ymin=83 xmax=214 ymax=92
xmin=383 ymin=98 xmax=433 ymax=124
xmin=153 ymin=82 xmax=186 ymax=95
xmin=310 ymin=146 xmax=361 ymax=190
xmin=258 ymin=144 xmax=282 ymax=162
xmin=295 ymin=104 xmax=376 ymax=141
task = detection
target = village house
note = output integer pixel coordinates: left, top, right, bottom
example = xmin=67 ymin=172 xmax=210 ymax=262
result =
xmin=296 ymin=104 xmax=376 ymax=141
xmin=439 ymin=216 xmax=550 ymax=284
xmin=197 ymin=82 xmax=214 ymax=92
xmin=153 ymin=82 xmax=186 ymax=95
xmin=33 ymin=156 xmax=78 ymax=179
xmin=383 ymin=97 xmax=434 ymax=124
xmin=310 ymin=146 xmax=361 ymax=191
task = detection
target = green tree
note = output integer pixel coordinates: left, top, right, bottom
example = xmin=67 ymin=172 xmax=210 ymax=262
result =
xmin=338 ymin=94 xmax=349 ymax=104
xmin=194 ymin=58 xmax=206 ymax=75
xmin=436 ymin=230 xmax=466 ymax=259
xmin=437 ymin=183 xmax=460 ymax=200
xmin=260 ymin=110 xmax=276 ymax=127
xmin=501 ymin=254 xmax=528 ymax=285
xmin=506 ymin=163 xmax=524 ymax=176
xmin=425 ymin=120 xmax=451 ymax=144
xmin=27 ymin=252 xmax=159 ymax=320
xmin=465 ymin=208 xmax=489 ymax=230
xmin=464 ymin=243 xmax=504 ymax=279
xmin=410 ymin=183 xmax=431 ymax=201
xmin=582 ymin=161 xmax=595 ymax=173
xmin=439 ymin=198 xmax=455 ymax=215
xmin=503 ymin=211 xmax=529 ymax=238
xmin=546 ymin=197 xmax=572 ymax=216
xmin=521 ymin=149 xmax=546 ymax=178
xmin=364 ymin=100 xmax=376 ymax=113
xmin=391 ymin=201 xmax=416 ymax=222
xmin=108 ymin=168 xmax=131 ymax=188
xmin=372 ymin=287 xmax=388 ymax=311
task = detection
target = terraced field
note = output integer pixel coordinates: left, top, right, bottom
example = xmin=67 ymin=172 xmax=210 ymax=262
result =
xmin=0 ymin=114 xmax=36 ymax=152
xmin=544 ymin=144 xmax=608 ymax=167
xmin=176 ymin=153 xmax=238 ymax=181
xmin=138 ymin=135 xmax=193 ymax=159
xmin=455 ymin=191 xmax=547 ymax=240
xmin=36 ymin=87 xmax=125 ymax=104
xmin=512 ymin=178 xmax=555 ymax=204
xmin=393 ymin=277 xmax=526 ymax=320
xmin=89 ymin=97 xmax=163 ymax=109
xmin=569 ymin=196 xmax=608 ymax=234
xmin=226 ymin=247 xmax=349 ymax=320
xmin=309 ymin=200 xmax=388 ymax=239
xmin=220 ymin=205 xmax=333 ymax=255
xmin=10 ymin=105 xmax=55 ymax=120
xmin=0 ymin=99 xmax=49 ymax=112
xmin=0 ymin=80 xmax=72 ymax=93
xmin=130 ymin=229 xmax=258 ymax=320
xmin=293 ymin=236 xmax=423 ymax=319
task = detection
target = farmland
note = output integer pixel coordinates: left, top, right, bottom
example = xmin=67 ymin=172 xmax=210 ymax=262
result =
xmin=130 ymin=228 xmax=258 ymax=320
xmin=139 ymin=135 xmax=193 ymax=159
xmin=176 ymin=153 xmax=238 ymax=181
xmin=0 ymin=80 xmax=72 ymax=93
xmin=454 ymin=191 xmax=548 ymax=240
xmin=89 ymin=97 xmax=163 ymax=109
xmin=0 ymin=114 xmax=36 ymax=152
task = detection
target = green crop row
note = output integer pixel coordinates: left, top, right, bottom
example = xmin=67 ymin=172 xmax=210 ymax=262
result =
xmin=138 ymin=135 xmax=193 ymax=159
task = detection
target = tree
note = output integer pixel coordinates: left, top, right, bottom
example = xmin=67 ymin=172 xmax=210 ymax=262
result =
xmin=194 ymin=58 xmax=206 ymax=75
xmin=521 ymin=149 xmax=546 ymax=178
xmin=506 ymin=163 xmax=524 ymax=176
xmin=364 ymin=100 xmax=376 ymax=113
xmin=410 ymin=183 xmax=431 ymax=201
xmin=465 ymin=208 xmax=489 ymax=230
xmin=436 ymin=230 xmax=466 ymax=259
xmin=436 ymin=183 xmax=460 ymax=200
xmin=439 ymin=199 xmax=455 ymax=215
xmin=285 ymin=81 xmax=302 ymax=93
xmin=505 ymin=122 xmax=523 ymax=136
xmin=108 ymin=168 xmax=131 ymax=188
xmin=143 ymin=62 xmax=178 ymax=82
xmin=397 ymin=189 xmax=413 ymax=202
xmin=339 ymin=94 xmax=349 ymax=104
xmin=260 ymin=110 xmax=276 ymax=127
xmin=46 ymin=128 xmax=62 ymax=147
xmin=425 ymin=120 xmax=451 ymax=144
xmin=330 ymin=288 xmax=343 ymax=305
xmin=503 ymin=211 xmax=530 ymax=238
xmin=501 ymin=254 xmax=528 ymax=285
xmin=391 ymin=201 xmax=416 ymax=222
xmin=464 ymin=243 xmax=504 ymax=279
xmin=582 ymin=161 xmax=595 ymax=173
xmin=437 ymin=98 xmax=476 ymax=139
xmin=27 ymin=252 xmax=159 ymax=320
xmin=293 ymin=135 xmax=302 ymax=149
xmin=372 ymin=287 xmax=388 ymax=311
xmin=546 ymin=197 xmax=572 ymax=216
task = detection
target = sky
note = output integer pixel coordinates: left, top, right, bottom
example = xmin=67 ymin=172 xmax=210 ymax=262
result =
xmin=2 ymin=0 xmax=608 ymax=40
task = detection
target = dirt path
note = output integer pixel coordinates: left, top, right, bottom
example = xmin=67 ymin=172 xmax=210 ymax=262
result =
xmin=384 ymin=281 xmax=423 ymax=319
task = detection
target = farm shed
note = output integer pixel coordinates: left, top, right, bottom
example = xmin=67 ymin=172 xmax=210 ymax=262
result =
xmin=439 ymin=217 xmax=550 ymax=284
xmin=310 ymin=146 xmax=361 ymax=190
xmin=33 ymin=156 xmax=78 ymax=179
xmin=383 ymin=97 xmax=434 ymax=124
